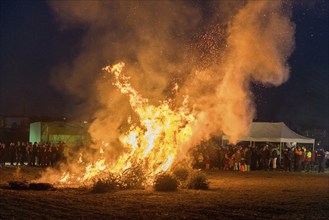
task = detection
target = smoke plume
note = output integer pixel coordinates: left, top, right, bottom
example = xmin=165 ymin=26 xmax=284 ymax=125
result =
xmin=49 ymin=1 xmax=295 ymax=151
xmin=180 ymin=1 xmax=295 ymax=143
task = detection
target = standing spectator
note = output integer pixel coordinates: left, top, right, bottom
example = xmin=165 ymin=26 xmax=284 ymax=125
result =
xmin=16 ymin=141 xmax=21 ymax=165
xmin=250 ymin=146 xmax=258 ymax=170
xmin=260 ymin=145 xmax=270 ymax=171
xmin=233 ymin=148 xmax=242 ymax=171
xmin=282 ymin=148 xmax=290 ymax=171
xmin=207 ymin=143 xmax=218 ymax=170
xmin=317 ymin=148 xmax=325 ymax=173
xmin=311 ymin=149 xmax=317 ymax=170
xmin=26 ymin=142 xmax=30 ymax=165
xmin=244 ymin=147 xmax=252 ymax=172
xmin=295 ymin=147 xmax=302 ymax=171
xmin=218 ymin=146 xmax=225 ymax=170
xmin=46 ymin=143 xmax=53 ymax=166
xmin=54 ymin=144 xmax=61 ymax=166
xmin=304 ymin=149 xmax=312 ymax=172
xmin=257 ymin=146 xmax=263 ymax=170
xmin=226 ymin=152 xmax=234 ymax=171
xmin=51 ymin=143 xmax=57 ymax=166
xmin=40 ymin=143 xmax=47 ymax=166
xmin=271 ymin=147 xmax=278 ymax=171
xmin=32 ymin=142 xmax=38 ymax=166
xmin=37 ymin=143 xmax=42 ymax=166
xmin=10 ymin=142 xmax=16 ymax=165
xmin=27 ymin=142 xmax=33 ymax=165
xmin=0 ymin=142 xmax=6 ymax=167
xmin=20 ymin=141 xmax=26 ymax=165
xmin=222 ymin=149 xmax=229 ymax=170
xmin=239 ymin=148 xmax=245 ymax=172
xmin=289 ymin=147 xmax=295 ymax=171
xmin=276 ymin=147 xmax=281 ymax=169
xmin=300 ymin=146 xmax=306 ymax=171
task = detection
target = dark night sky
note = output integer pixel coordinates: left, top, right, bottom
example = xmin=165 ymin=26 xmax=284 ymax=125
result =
xmin=0 ymin=1 xmax=328 ymax=129
xmin=253 ymin=0 xmax=328 ymax=128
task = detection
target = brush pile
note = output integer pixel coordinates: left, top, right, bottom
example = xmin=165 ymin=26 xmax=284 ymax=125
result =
xmin=8 ymin=181 xmax=54 ymax=190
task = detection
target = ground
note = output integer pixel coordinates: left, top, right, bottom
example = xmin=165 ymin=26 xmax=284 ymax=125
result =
xmin=0 ymin=166 xmax=328 ymax=219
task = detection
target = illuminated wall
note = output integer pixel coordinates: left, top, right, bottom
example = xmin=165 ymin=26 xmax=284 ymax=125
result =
xmin=29 ymin=122 xmax=41 ymax=143
xmin=29 ymin=121 xmax=89 ymax=146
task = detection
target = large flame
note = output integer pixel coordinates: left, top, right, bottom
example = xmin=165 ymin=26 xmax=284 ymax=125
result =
xmin=59 ymin=62 xmax=194 ymax=185
xmin=49 ymin=1 xmax=296 ymax=186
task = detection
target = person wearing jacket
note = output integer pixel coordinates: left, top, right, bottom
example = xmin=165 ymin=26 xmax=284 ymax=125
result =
xmin=271 ymin=147 xmax=278 ymax=170
xmin=233 ymin=148 xmax=242 ymax=171
xmin=295 ymin=147 xmax=303 ymax=171
xmin=282 ymin=148 xmax=290 ymax=171
xmin=244 ymin=147 xmax=252 ymax=172
xmin=317 ymin=149 xmax=325 ymax=173
xmin=304 ymin=149 xmax=312 ymax=172
xmin=288 ymin=147 xmax=295 ymax=171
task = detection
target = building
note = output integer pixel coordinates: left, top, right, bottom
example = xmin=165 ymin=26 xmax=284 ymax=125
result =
xmin=29 ymin=121 xmax=89 ymax=147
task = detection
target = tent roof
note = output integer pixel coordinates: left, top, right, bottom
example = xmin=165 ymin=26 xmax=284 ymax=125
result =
xmin=223 ymin=122 xmax=315 ymax=144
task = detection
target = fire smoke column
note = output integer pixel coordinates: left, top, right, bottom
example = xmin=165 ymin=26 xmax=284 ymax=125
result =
xmin=217 ymin=1 xmax=295 ymax=142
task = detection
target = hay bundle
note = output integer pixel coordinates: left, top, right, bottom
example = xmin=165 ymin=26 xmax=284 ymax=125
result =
xmin=121 ymin=166 xmax=146 ymax=189
xmin=29 ymin=183 xmax=54 ymax=190
xmin=187 ymin=172 xmax=209 ymax=190
xmin=8 ymin=181 xmax=29 ymax=190
xmin=173 ymin=167 xmax=190 ymax=181
xmin=91 ymin=174 xmax=122 ymax=193
xmin=153 ymin=173 xmax=178 ymax=191
xmin=8 ymin=181 xmax=54 ymax=190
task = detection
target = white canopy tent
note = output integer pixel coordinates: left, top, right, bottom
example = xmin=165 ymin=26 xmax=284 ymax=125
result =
xmin=222 ymin=122 xmax=315 ymax=151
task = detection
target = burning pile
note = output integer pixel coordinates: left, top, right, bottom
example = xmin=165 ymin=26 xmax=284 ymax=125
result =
xmin=40 ymin=1 xmax=296 ymax=188
xmin=58 ymin=62 xmax=194 ymax=186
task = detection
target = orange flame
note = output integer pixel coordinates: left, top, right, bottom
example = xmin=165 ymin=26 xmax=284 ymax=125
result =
xmin=59 ymin=62 xmax=194 ymax=185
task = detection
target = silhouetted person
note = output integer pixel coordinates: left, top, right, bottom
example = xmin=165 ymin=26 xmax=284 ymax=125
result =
xmin=317 ymin=149 xmax=325 ymax=173
xmin=218 ymin=146 xmax=225 ymax=170
xmin=295 ymin=147 xmax=302 ymax=171
xmin=10 ymin=142 xmax=16 ymax=165
xmin=0 ymin=142 xmax=6 ymax=167
xmin=282 ymin=148 xmax=290 ymax=171
xmin=244 ymin=147 xmax=252 ymax=171
xmin=20 ymin=141 xmax=26 ymax=165
xmin=32 ymin=142 xmax=38 ymax=166
xmin=250 ymin=146 xmax=258 ymax=170
xmin=16 ymin=141 xmax=21 ymax=165
xmin=261 ymin=146 xmax=270 ymax=171
xmin=289 ymin=147 xmax=295 ymax=171
xmin=304 ymin=149 xmax=312 ymax=172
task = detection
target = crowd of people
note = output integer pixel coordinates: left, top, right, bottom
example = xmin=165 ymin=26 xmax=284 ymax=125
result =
xmin=1 ymin=139 xmax=327 ymax=173
xmin=191 ymin=142 xmax=327 ymax=173
xmin=0 ymin=141 xmax=68 ymax=167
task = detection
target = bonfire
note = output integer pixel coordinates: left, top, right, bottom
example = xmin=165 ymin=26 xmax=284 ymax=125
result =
xmin=57 ymin=62 xmax=195 ymax=187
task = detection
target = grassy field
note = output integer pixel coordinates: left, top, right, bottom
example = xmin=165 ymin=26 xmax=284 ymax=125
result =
xmin=0 ymin=166 xmax=328 ymax=219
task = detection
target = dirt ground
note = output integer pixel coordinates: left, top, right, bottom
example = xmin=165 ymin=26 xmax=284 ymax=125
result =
xmin=0 ymin=166 xmax=328 ymax=219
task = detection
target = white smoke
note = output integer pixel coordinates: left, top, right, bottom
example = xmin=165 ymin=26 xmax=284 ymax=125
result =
xmin=48 ymin=0 xmax=295 ymax=159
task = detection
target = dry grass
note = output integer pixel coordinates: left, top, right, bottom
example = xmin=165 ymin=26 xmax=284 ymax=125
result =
xmin=0 ymin=166 xmax=328 ymax=219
